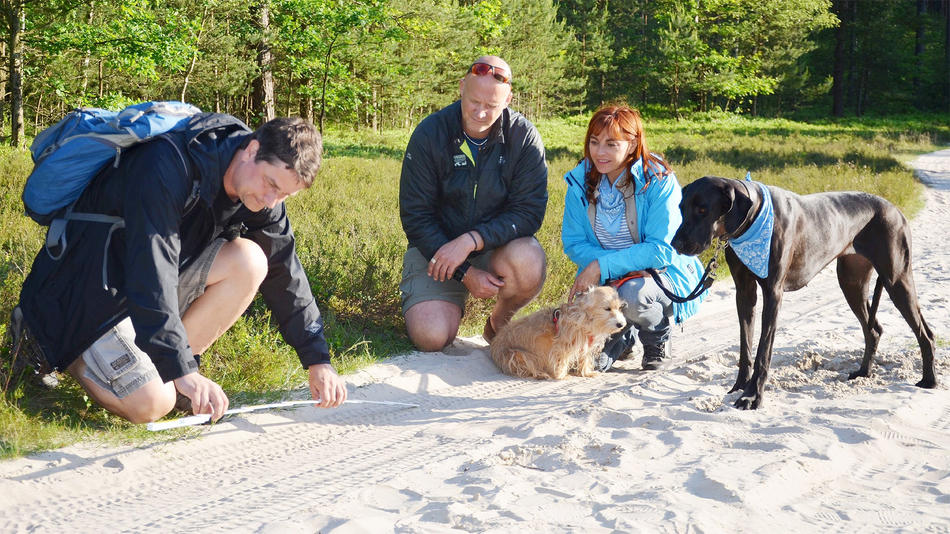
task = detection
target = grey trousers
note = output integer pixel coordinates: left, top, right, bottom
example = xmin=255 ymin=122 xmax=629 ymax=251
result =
xmin=602 ymin=275 xmax=674 ymax=358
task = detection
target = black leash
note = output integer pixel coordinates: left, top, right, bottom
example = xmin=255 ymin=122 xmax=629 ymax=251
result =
xmin=647 ymin=240 xmax=726 ymax=304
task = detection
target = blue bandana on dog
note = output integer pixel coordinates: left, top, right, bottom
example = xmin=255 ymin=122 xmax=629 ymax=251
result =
xmin=728 ymin=173 xmax=773 ymax=278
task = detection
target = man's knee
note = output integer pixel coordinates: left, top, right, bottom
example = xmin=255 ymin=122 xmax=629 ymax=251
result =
xmin=118 ymin=388 xmax=176 ymax=424
xmin=218 ymin=238 xmax=268 ymax=288
xmin=71 ymin=361 xmax=176 ymax=424
xmin=405 ymin=301 xmax=461 ymax=352
xmin=493 ymin=236 xmax=547 ymax=290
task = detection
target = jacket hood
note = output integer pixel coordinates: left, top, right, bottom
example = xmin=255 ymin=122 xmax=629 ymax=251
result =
xmin=185 ymin=114 xmax=253 ymax=203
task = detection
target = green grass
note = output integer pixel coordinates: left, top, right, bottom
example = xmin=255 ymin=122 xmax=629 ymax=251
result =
xmin=1 ymin=113 xmax=946 ymax=458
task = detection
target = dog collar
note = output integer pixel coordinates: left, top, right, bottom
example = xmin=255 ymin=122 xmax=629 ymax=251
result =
xmin=728 ymin=179 xmax=774 ymax=278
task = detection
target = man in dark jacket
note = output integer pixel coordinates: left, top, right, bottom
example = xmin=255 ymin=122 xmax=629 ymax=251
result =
xmin=399 ymin=56 xmax=548 ymax=351
xmin=14 ymin=115 xmax=346 ymax=423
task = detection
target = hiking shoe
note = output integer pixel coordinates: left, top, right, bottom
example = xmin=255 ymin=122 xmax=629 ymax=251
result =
xmin=641 ymin=340 xmax=672 ymax=371
xmin=174 ymin=392 xmax=193 ymax=414
xmin=8 ymin=306 xmax=59 ymax=388
xmin=596 ymin=351 xmax=616 ymax=372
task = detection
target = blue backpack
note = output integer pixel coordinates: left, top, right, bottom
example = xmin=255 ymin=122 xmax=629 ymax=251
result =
xmin=24 ymin=101 xmax=255 ymax=292
xmin=24 ymin=101 xmax=203 ymax=226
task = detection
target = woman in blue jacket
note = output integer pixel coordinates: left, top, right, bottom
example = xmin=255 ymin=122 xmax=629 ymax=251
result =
xmin=562 ymin=105 xmax=705 ymax=371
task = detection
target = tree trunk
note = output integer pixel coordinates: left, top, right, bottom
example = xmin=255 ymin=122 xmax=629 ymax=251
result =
xmin=181 ymin=6 xmax=209 ymax=103
xmin=914 ymin=0 xmax=926 ymax=104
xmin=4 ymin=0 xmax=25 ymax=147
xmin=33 ymin=89 xmax=41 ymax=131
xmin=79 ymin=7 xmax=94 ymax=98
xmin=253 ymin=1 xmax=275 ymax=123
xmin=0 ymin=39 xmax=6 ymax=131
xmin=214 ymin=64 xmax=221 ymax=112
xmin=371 ymin=86 xmax=378 ymax=132
xmin=832 ymin=0 xmax=848 ymax=116
xmin=318 ymin=36 xmax=338 ymax=135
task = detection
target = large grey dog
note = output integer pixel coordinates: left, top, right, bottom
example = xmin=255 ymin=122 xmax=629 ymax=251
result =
xmin=672 ymin=176 xmax=936 ymax=410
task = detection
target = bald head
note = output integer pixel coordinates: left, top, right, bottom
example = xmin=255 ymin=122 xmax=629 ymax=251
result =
xmin=473 ymin=55 xmax=511 ymax=78
xmin=464 ymin=55 xmax=513 ymax=87
xmin=459 ymin=56 xmax=513 ymax=139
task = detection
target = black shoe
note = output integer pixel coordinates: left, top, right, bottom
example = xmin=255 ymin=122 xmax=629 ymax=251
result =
xmin=8 ymin=306 xmax=59 ymax=387
xmin=641 ymin=340 xmax=672 ymax=371
xmin=174 ymin=392 xmax=193 ymax=414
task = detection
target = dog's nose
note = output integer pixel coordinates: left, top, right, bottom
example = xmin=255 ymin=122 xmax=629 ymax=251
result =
xmin=616 ymin=322 xmax=624 ymax=328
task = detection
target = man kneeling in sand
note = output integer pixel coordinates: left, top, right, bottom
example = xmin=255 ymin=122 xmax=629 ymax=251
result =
xmin=398 ymin=55 xmax=548 ymax=350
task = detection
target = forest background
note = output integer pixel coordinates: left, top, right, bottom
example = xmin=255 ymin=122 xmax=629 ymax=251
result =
xmin=2 ymin=0 xmax=950 ymax=454
xmin=1 ymin=0 xmax=949 ymax=142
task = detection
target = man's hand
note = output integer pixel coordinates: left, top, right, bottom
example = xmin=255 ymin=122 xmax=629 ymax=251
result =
xmin=569 ymin=260 xmax=601 ymax=303
xmin=174 ymin=372 xmax=229 ymax=422
xmin=308 ymin=363 xmax=347 ymax=408
xmin=427 ymin=232 xmax=479 ymax=282
xmin=462 ymin=266 xmax=505 ymax=299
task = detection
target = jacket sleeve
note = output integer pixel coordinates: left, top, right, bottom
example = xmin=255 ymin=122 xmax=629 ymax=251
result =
xmin=472 ymin=125 xmax=548 ymax=249
xmin=399 ymin=125 xmax=450 ymax=259
xmin=121 ymin=142 xmax=199 ymax=382
xmin=243 ymin=204 xmax=331 ymax=368
xmin=595 ymin=173 xmax=682 ymax=282
xmin=561 ymin=165 xmax=605 ymax=274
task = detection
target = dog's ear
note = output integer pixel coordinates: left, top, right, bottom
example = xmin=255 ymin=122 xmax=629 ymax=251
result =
xmin=721 ymin=181 xmax=749 ymax=235
xmin=720 ymin=182 xmax=735 ymax=216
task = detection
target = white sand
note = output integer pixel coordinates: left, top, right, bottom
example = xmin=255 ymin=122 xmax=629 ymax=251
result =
xmin=3 ymin=151 xmax=950 ymax=533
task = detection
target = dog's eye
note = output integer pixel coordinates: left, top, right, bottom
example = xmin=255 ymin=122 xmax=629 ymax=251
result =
xmin=697 ymin=206 xmax=707 ymax=215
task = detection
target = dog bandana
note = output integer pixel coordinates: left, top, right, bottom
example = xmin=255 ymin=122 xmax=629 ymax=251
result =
xmin=596 ymin=174 xmax=626 ymax=235
xmin=728 ymin=174 xmax=774 ymax=278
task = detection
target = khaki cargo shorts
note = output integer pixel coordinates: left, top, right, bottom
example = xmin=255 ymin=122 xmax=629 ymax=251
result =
xmin=399 ymin=247 xmax=494 ymax=315
xmin=81 ymin=238 xmax=226 ymax=398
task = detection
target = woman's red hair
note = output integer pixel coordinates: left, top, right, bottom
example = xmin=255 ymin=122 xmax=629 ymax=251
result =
xmin=582 ymin=105 xmax=669 ymax=203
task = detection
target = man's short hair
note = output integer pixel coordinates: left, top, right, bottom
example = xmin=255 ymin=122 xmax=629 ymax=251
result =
xmin=252 ymin=117 xmax=322 ymax=187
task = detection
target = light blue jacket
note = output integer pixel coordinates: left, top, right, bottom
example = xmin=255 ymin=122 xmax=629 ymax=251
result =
xmin=561 ymin=158 xmax=706 ymax=324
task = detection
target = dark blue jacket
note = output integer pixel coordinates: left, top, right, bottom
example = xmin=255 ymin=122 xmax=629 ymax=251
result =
xmin=19 ymin=113 xmax=331 ymax=382
xmin=399 ymin=100 xmax=548 ymax=261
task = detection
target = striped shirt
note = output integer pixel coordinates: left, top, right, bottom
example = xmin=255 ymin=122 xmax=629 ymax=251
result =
xmin=594 ymin=175 xmax=636 ymax=249
xmin=594 ymin=212 xmax=636 ymax=249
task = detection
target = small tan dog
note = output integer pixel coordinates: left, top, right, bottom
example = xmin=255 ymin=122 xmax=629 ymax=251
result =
xmin=489 ymin=286 xmax=627 ymax=379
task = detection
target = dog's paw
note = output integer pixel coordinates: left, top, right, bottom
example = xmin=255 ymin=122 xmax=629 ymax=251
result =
xmin=727 ymin=377 xmax=748 ymax=394
xmin=916 ymin=377 xmax=937 ymax=389
xmin=847 ymin=367 xmax=870 ymax=381
xmin=733 ymin=391 xmax=762 ymax=410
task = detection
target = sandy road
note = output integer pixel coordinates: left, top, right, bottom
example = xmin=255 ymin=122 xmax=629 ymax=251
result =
xmin=2 ymin=150 xmax=949 ymax=533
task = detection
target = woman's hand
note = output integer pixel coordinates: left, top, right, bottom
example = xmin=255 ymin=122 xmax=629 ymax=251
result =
xmin=569 ymin=260 xmax=601 ymax=302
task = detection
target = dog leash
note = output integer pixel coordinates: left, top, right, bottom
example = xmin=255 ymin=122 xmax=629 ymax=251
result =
xmin=646 ymin=238 xmax=726 ymax=304
xmin=146 ymin=398 xmax=420 ymax=431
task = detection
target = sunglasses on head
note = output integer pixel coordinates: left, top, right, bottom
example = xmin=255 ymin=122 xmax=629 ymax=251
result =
xmin=469 ymin=62 xmax=511 ymax=84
